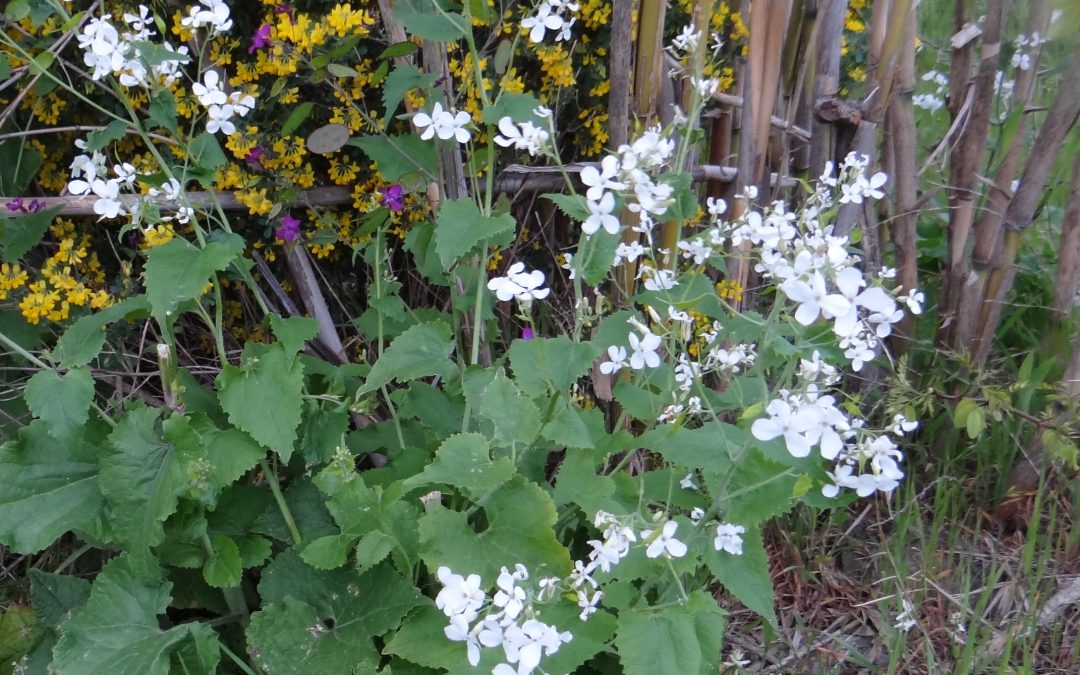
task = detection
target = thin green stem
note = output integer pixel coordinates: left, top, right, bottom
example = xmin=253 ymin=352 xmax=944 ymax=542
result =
xmin=260 ymin=459 xmax=302 ymax=546
xmin=219 ymin=643 xmax=259 ymax=675
xmin=53 ymin=543 xmax=92 ymax=574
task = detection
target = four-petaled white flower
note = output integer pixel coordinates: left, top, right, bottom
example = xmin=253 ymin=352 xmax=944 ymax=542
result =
xmin=641 ymin=520 xmax=687 ymax=559
xmin=713 ymin=523 xmax=746 ymax=555
xmin=413 ymin=102 xmax=472 ymax=143
xmin=627 ymin=330 xmax=662 ymax=370
xmin=582 ymin=192 xmax=620 ymax=235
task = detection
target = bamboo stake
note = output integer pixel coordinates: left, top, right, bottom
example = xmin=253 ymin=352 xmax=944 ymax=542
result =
xmin=808 ymin=0 xmax=849 ymax=179
xmin=1051 ymin=152 xmax=1080 ymax=323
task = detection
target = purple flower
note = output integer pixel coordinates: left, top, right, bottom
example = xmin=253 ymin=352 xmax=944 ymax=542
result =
xmin=274 ymin=3 xmax=295 ymax=20
xmin=379 ymin=184 xmax=404 ymax=212
xmin=27 ymin=199 xmax=44 ymax=213
xmin=275 ymin=213 xmax=301 ymax=242
xmin=244 ymin=146 xmax=266 ymax=166
xmin=249 ymin=24 xmax=272 ymax=54
xmin=522 ymin=326 xmax=535 ymax=340
xmin=3 ymin=198 xmax=44 ymax=214
xmin=4 ymin=198 xmax=24 ymax=213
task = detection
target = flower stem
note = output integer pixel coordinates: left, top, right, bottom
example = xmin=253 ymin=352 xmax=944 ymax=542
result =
xmin=260 ymin=458 xmax=302 ymax=546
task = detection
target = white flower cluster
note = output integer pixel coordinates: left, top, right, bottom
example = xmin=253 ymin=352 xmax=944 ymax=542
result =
xmin=414 ymin=102 xmax=473 ymax=144
xmin=191 ymin=70 xmax=255 ymax=135
xmin=180 ymin=0 xmax=234 ymax=33
xmin=436 ymin=564 xmax=573 ymax=675
xmin=1011 ymin=33 xmax=1045 ymax=72
xmin=913 ymin=70 xmax=948 ymax=114
xmin=494 ymin=116 xmax=550 ymax=157
xmin=521 ymin=0 xmax=577 ymax=44
xmin=77 ymin=6 xmax=189 ymax=87
xmin=488 ymin=262 xmax=550 ymax=310
xmin=573 ymin=126 xmax=677 ymax=243
xmin=67 ymin=141 xmax=192 ymax=225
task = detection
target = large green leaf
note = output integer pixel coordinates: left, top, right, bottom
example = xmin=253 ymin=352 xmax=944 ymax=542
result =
xmin=100 ymin=407 xmax=188 ymax=575
xmin=382 ymin=64 xmax=438 ymax=126
xmin=0 ymin=205 xmax=62 ymax=263
xmin=419 ymin=476 xmax=571 ymax=581
xmin=24 ymin=570 xmax=92 ymax=671
xmin=614 ymin=591 xmax=726 ymax=675
xmin=216 ymin=343 xmax=304 ymax=461
xmin=638 ymin=421 xmax=745 ymax=475
xmin=508 ymin=336 xmax=600 ymax=396
xmin=705 ymin=526 xmax=776 ymax=628
xmin=434 ymin=198 xmax=516 ymax=269
xmin=394 ymin=0 xmax=468 ymax=40
xmin=349 ymin=134 xmax=437 ymax=182
xmin=249 ymin=553 xmax=422 ymax=674
xmin=50 ymin=556 xmax=219 ymax=675
xmin=359 ymin=321 xmax=456 ymax=395
xmin=144 ymin=232 xmax=244 ymax=319
xmin=464 ymin=368 xmax=541 ymax=445
xmin=0 ymin=421 xmax=103 ymax=553
xmin=714 ymin=448 xmax=795 ymax=525
xmin=23 ymin=367 xmax=95 ymax=440
xmin=55 ymin=295 xmax=151 ymax=368
xmin=403 ymin=432 xmax=514 ymax=498
xmin=0 ymin=605 xmax=41 ymax=671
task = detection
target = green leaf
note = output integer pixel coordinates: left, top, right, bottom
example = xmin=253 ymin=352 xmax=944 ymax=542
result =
xmin=381 ymin=41 xmax=419 ymax=59
xmin=204 ymin=425 xmax=266 ymax=488
xmin=384 ymin=603 xmax=469 ymax=669
xmin=403 ymin=432 xmax=514 ymax=498
xmin=354 ymin=530 xmax=394 ymax=570
xmin=0 ymin=205 xmax=61 ymax=263
xmin=541 ymin=404 xmax=598 ymax=449
xmin=577 ymin=229 xmax=620 ymax=285
xmin=327 ymin=62 xmax=360 ymax=78
xmin=543 ymin=192 xmax=590 ymax=221
xmin=85 ymin=120 xmax=129 ymax=152
xmin=24 ymin=367 xmax=95 ymax=440
xmin=466 ymin=368 xmax=541 ymax=445
xmin=29 ymin=570 xmax=91 ymax=627
xmin=395 ymin=0 xmax=468 ymax=41
xmin=56 ymin=295 xmax=150 ymax=368
xmin=482 ymin=92 xmax=545 ymax=126
xmin=614 ymin=591 xmax=726 ymax=675
xmin=508 ymin=335 xmax=600 ymax=396
xmin=638 ymin=422 xmax=743 ymax=475
xmin=434 ymin=198 xmax=516 ymax=269
xmin=144 ymin=233 xmax=244 ymax=320
xmin=419 ymin=476 xmax=571 ymax=581
xmin=359 ymin=321 xmax=456 ymax=395
xmin=217 ymin=343 xmax=305 ymax=461
xmin=188 ymin=132 xmax=228 ymax=172
xmin=550 ymin=447 xmax=618 ymax=514
xmin=269 ymin=314 xmax=319 ymax=361
xmin=383 ymin=64 xmax=438 ymax=127
xmin=0 ymin=605 xmax=41 ymax=668
xmin=302 ymin=534 xmax=355 ymax=569
xmin=250 ymin=554 xmax=422 ymax=673
xmin=0 ymin=140 xmax=42 ymax=195
xmin=100 ymin=407 xmax=187 ymax=574
xmin=349 ymin=134 xmax=437 ymax=182
xmin=51 ymin=556 xmax=218 ymax=675
xmin=0 ymin=421 xmax=103 ymax=553
xmin=203 ymin=534 xmax=242 ymax=588
xmin=282 ymin=101 xmax=315 ymax=136
xmin=5 ymin=0 xmax=29 ymax=21
xmin=720 ymin=448 xmax=795 ymax=525
xmin=705 ymin=526 xmax=776 ymax=628
xmin=147 ymin=90 xmax=177 ymax=133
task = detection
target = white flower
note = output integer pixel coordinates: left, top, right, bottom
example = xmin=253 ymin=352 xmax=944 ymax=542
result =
xmin=599 ymin=345 xmax=627 ymax=375
xmin=444 ymin=615 xmax=482 ymax=666
xmin=435 ymin=566 xmax=486 ymax=621
xmin=889 ymin=414 xmax=918 ymax=436
xmin=614 ymin=241 xmax=646 ymax=264
xmin=679 ymin=472 xmax=696 ymax=489
xmin=750 ymin=398 xmax=819 ymax=458
xmin=713 ymin=523 xmax=745 ymax=555
xmin=576 ymin=588 xmax=602 ymax=621
xmin=487 ymin=262 xmax=550 ymax=307
xmin=902 ymin=289 xmax=924 ymax=314
xmin=192 ymin=70 xmax=227 ymax=106
xmin=689 ymin=507 xmax=705 ymax=523
xmin=627 ymin=330 xmax=661 ymax=370
xmin=706 ymin=196 xmax=727 ymax=217
xmin=521 ymin=2 xmax=566 ymax=43
xmin=494 ymin=117 xmax=550 ymax=156
xmin=780 ymin=271 xmax=851 ymax=326
xmin=582 ymin=192 xmax=620 ymax=235
xmin=641 ymin=520 xmax=687 ymax=559
xmin=580 ymin=155 xmax=625 ymax=202
xmin=641 ymin=267 xmax=677 ymax=291
xmin=413 ymin=103 xmax=472 ymax=143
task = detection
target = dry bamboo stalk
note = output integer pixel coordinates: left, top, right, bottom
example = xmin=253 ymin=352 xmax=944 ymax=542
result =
xmin=808 ymin=0 xmax=848 ymax=179
xmin=972 ymin=46 xmax=1080 ymax=364
xmin=939 ymin=0 xmax=1009 ymax=347
xmin=1051 ymin=152 xmax=1080 ymax=322
xmin=606 ymin=0 xmax=634 ymax=151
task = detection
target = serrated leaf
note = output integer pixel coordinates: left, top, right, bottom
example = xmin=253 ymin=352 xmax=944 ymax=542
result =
xmin=550 ymin=448 xmax=617 ymax=514
xmin=576 ymin=229 xmax=620 ymax=285
xmin=144 ymin=233 xmax=244 ymax=320
xmin=382 ymin=64 xmax=438 ymax=127
xmin=188 ymin=132 xmax=227 ymax=172
xmin=249 ymin=555 xmax=422 ymax=674
xmin=481 ymin=92 xmax=545 ymax=126
xmin=508 ymin=336 xmax=600 ymax=396
xmin=56 ymin=295 xmax=150 ymax=368
xmin=217 ymin=343 xmax=304 ymax=461
xmin=0 ymin=421 xmax=103 ymax=553
xmin=203 ymin=534 xmax=242 ymax=588
xmin=705 ymin=526 xmax=776 ymax=628
xmin=720 ymin=448 xmax=795 ymax=525
xmin=29 ymin=570 xmax=91 ymax=627
xmin=638 ymin=422 xmax=742 ymax=475
xmin=419 ymin=476 xmax=571 ymax=581
xmin=434 ymin=198 xmax=516 ymax=269
xmin=0 ymin=605 xmax=41 ymax=667
xmin=0 ymin=141 xmax=42 ymax=195
xmin=354 ymin=530 xmax=394 ymax=570
xmin=24 ymin=367 xmax=94 ymax=440
xmin=148 ymin=89 xmax=177 ymax=133
xmin=467 ymin=368 xmax=541 ymax=445
xmin=615 ymin=591 xmax=725 ymax=675
xmin=0 ymin=205 xmax=62 ymax=263
xmin=100 ymin=408 xmax=188 ymax=575
xmin=85 ymin=120 xmax=129 ymax=152
xmin=349 ymin=134 xmax=437 ymax=182
xmin=269 ymin=314 xmax=319 ymax=361
xmin=302 ymin=534 xmax=354 ymax=569
xmin=403 ymin=432 xmax=514 ymax=498
xmin=50 ymin=556 xmax=218 ymax=675
xmin=395 ymin=1 xmax=468 ymax=41
xmin=359 ymin=321 xmax=456 ymax=395
xmin=543 ymin=192 xmax=590 ymax=221
xmin=384 ymin=603 xmax=469 ymax=669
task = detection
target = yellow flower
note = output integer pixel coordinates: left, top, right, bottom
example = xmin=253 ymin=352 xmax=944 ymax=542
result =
xmin=326 ymin=3 xmax=375 ymax=38
xmin=328 ymin=158 xmax=359 ymax=185
xmin=0 ymin=263 xmax=29 ymax=291
xmin=142 ymin=225 xmax=175 ymax=248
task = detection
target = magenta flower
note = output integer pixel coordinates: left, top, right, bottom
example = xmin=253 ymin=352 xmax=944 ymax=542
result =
xmin=379 ymin=184 xmax=404 ymax=212
xmin=522 ymin=326 xmax=535 ymax=340
xmin=274 ymin=3 xmax=295 ymax=20
xmin=4 ymin=198 xmax=24 ymax=213
xmin=4 ymin=198 xmax=44 ymax=214
xmin=249 ymin=24 xmax=272 ymax=54
xmin=244 ymin=146 xmax=266 ymax=166
xmin=275 ymin=213 xmax=301 ymax=242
